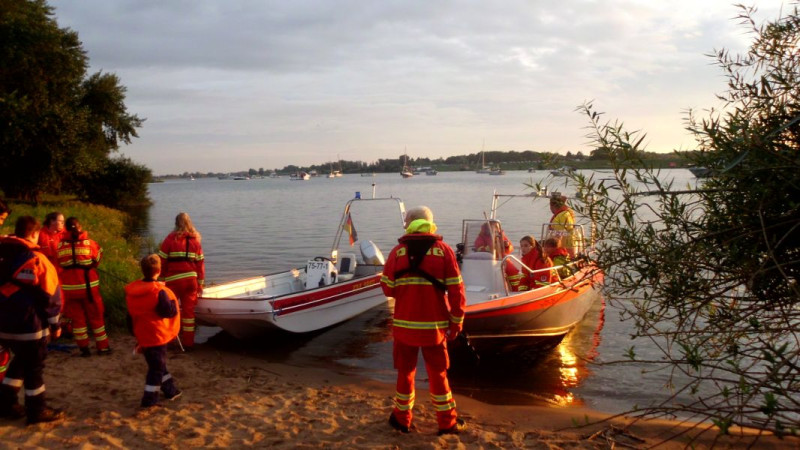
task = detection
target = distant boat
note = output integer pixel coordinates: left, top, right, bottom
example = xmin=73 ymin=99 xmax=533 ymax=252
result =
xmin=189 ymin=175 xmax=196 ymax=181
xmin=489 ymin=167 xmax=505 ymax=176
xmin=527 ymin=168 xmax=536 ymax=173
xmin=688 ymin=167 xmax=711 ymax=178
xmin=268 ymin=172 xmax=280 ymax=179
xmin=425 ymin=169 xmax=438 ymax=176
xmin=335 ymin=155 xmax=344 ymax=177
xmin=309 ymin=169 xmax=319 ymax=177
xmin=218 ymin=174 xmax=231 ymax=180
xmin=401 ymin=151 xmax=413 ymax=178
xmin=550 ymin=166 xmax=576 ymax=177
xmin=290 ymin=172 xmax=311 ymax=181
xmin=360 ymin=172 xmax=375 ymax=177
xmin=233 ymin=176 xmax=250 ymax=181
xmin=476 ymin=141 xmax=491 ymax=174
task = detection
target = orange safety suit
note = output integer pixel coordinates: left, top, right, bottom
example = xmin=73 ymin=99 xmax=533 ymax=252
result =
xmin=380 ymin=220 xmax=465 ymax=431
xmin=56 ymin=231 xmax=109 ymax=352
xmin=36 ymin=228 xmax=63 ymax=266
xmin=519 ymin=250 xmax=556 ymax=290
xmin=158 ymin=232 xmax=204 ymax=348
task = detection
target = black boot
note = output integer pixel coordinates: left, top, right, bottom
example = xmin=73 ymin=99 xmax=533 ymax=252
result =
xmin=161 ymin=379 xmax=182 ymax=401
xmin=0 ymin=384 xmax=23 ymax=420
xmin=140 ymin=391 xmax=159 ymax=408
xmin=25 ymin=394 xmax=64 ymax=425
xmin=437 ymin=418 xmax=467 ymax=436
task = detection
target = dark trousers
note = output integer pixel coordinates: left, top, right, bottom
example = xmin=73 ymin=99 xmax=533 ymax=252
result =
xmin=0 ymin=338 xmax=48 ymax=414
xmin=141 ymin=345 xmax=178 ymax=406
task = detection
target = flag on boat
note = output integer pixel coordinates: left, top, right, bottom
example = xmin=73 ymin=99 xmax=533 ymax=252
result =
xmin=344 ymin=213 xmax=358 ymax=246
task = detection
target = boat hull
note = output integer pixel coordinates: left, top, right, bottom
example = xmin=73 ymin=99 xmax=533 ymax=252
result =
xmin=196 ymin=272 xmax=386 ymax=338
xmin=462 ymin=265 xmax=603 ymax=356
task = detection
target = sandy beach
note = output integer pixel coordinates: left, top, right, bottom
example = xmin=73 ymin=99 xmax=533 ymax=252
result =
xmin=0 ymin=334 xmax=793 ymax=449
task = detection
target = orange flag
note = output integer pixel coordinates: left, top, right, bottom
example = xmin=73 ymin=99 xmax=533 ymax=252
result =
xmin=344 ymin=213 xmax=358 ymax=246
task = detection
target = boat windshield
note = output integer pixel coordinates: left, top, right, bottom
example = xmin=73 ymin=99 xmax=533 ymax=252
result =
xmin=461 ymin=219 xmax=507 ymax=260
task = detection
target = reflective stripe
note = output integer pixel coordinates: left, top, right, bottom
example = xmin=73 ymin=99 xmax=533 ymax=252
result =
xmin=73 ymin=327 xmax=88 ymax=333
xmin=394 ymin=277 xmax=440 ymax=287
xmin=0 ymin=330 xmax=49 ymax=340
xmin=162 ymin=374 xmax=172 ymax=382
xmin=444 ymin=276 xmax=463 ymax=285
xmin=449 ymin=315 xmax=464 ymax=324
xmin=380 ymin=275 xmax=395 ymax=288
xmin=58 ymin=248 xmax=91 ymax=257
xmin=433 ymin=400 xmax=457 ymax=411
xmin=92 ymin=326 xmax=106 ymax=334
xmin=144 ymin=385 xmax=159 ymax=392
xmin=0 ymin=363 xmax=7 ymax=373
xmin=3 ymin=378 xmax=23 ymax=388
xmin=25 ymin=385 xmax=45 ymax=396
xmin=393 ymin=400 xmax=414 ymax=410
xmin=165 ymin=252 xmax=202 ymax=260
xmin=157 ymin=250 xmax=168 ymax=258
xmin=164 ymin=272 xmax=197 ymax=282
xmin=430 ymin=392 xmax=453 ymax=402
xmin=62 ymin=280 xmax=100 ymax=291
xmin=48 ymin=315 xmax=60 ymax=325
xmin=392 ymin=319 xmax=449 ymax=330
xmin=395 ymin=392 xmax=414 ymax=401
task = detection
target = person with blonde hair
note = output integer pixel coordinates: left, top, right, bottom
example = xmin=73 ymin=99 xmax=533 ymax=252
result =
xmin=548 ymin=192 xmax=582 ymax=258
xmin=158 ymin=212 xmax=205 ymax=349
xmin=380 ymin=205 xmax=467 ymax=435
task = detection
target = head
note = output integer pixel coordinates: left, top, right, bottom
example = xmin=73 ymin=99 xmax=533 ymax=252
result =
xmin=0 ymin=199 xmax=10 ymax=226
xmin=44 ymin=212 xmax=65 ymax=232
xmin=15 ymin=216 xmax=41 ymax=243
xmin=65 ymin=217 xmax=82 ymax=240
xmin=543 ymin=237 xmax=560 ymax=256
xmin=519 ymin=235 xmax=535 ymax=255
xmin=549 ymin=193 xmax=567 ymax=213
xmin=404 ymin=206 xmax=436 ymax=233
xmin=140 ymin=254 xmax=161 ymax=280
xmin=174 ymin=212 xmax=200 ymax=240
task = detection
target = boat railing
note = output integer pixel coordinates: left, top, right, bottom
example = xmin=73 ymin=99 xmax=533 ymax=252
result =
xmin=500 ymin=255 xmax=564 ymax=296
xmin=539 ymin=223 xmax=590 ymax=255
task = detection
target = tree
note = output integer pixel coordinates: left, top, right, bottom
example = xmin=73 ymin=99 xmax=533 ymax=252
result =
xmin=0 ymin=0 xmax=143 ymax=203
xmin=566 ymin=5 xmax=800 ymax=440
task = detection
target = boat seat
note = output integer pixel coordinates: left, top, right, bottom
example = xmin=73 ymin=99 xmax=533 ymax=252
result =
xmin=336 ymin=253 xmax=357 ymax=281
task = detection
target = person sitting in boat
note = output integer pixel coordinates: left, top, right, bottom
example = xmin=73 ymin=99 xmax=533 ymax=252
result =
xmin=543 ymin=237 xmax=573 ymax=279
xmin=473 ymin=222 xmax=524 ymax=291
xmin=518 ymin=235 xmax=556 ymax=290
xmin=380 ymin=205 xmax=467 ymax=435
xmin=548 ymin=192 xmax=582 ymax=259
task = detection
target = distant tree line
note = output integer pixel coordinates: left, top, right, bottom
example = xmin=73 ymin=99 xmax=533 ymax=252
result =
xmin=1 ymin=0 xmax=147 ymax=207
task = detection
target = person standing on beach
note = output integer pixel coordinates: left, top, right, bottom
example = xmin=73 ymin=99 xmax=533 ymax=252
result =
xmin=37 ymin=212 xmax=65 ymax=265
xmin=125 ymin=254 xmax=182 ymax=408
xmin=0 ymin=200 xmax=12 ymax=385
xmin=380 ymin=206 xmax=467 ymax=435
xmin=158 ymin=212 xmax=204 ymax=349
xmin=0 ymin=216 xmax=64 ymax=424
xmin=56 ymin=217 xmax=111 ymax=356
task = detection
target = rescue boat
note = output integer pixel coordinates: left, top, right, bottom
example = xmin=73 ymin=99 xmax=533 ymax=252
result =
xmin=456 ymin=192 xmax=604 ymax=358
xmin=195 ymin=196 xmax=407 ymax=338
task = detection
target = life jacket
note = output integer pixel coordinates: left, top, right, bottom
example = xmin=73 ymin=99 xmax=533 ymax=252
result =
xmin=158 ymin=232 xmax=205 ymax=286
xmin=520 ymin=251 xmax=556 ymax=289
xmin=56 ymin=231 xmax=101 ymax=299
xmin=37 ymin=227 xmax=63 ymax=264
xmin=125 ymin=280 xmax=180 ymax=347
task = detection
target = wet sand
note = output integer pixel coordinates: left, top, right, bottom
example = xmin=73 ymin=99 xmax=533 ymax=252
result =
xmin=0 ymin=335 xmax=793 ymax=449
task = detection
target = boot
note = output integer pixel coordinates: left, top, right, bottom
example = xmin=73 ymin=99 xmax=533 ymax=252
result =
xmin=140 ymin=391 xmax=159 ymax=408
xmin=0 ymin=384 xmax=22 ymax=420
xmin=97 ymin=347 xmax=112 ymax=356
xmin=437 ymin=418 xmax=467 ymax=436
xmin=161 ymin=379 xmax=182 ymax=401
xmin=79 ymin=347 xmax=91 ymax=358
xmin=388 ymin=413 xmax=414 ymax=433
xmin=26 ymin=406 xmax=64 ymax=425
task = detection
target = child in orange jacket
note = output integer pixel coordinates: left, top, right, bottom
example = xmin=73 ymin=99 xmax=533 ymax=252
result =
xmin=125 ymin=254 xmax=182 ymax=408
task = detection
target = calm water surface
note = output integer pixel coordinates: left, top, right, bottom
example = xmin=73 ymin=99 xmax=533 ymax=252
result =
xmin=142 ymin=169 xmax=698 ymax=414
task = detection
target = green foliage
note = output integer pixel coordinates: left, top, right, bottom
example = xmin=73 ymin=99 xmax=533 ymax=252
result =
xmin=1 ymin=197 xmax=142 ymax=328
xmin=0 ymin=0 xmax=144 ymax=203
xmin=562 ymin=5 xmax=800 ymax=437
xmin=70 ymin=156 xmax=152 ymax=208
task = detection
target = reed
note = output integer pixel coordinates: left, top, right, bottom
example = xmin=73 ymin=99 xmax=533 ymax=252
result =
xmin=1 ymin=196 xmax=141 ymax=328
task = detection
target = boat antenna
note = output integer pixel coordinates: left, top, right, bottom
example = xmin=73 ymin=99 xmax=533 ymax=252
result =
xmin=372 ymin=182 xmax=376 ymax=199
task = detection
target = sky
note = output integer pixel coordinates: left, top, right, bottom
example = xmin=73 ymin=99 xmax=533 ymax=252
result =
xmin=50 ymin=0 xmax=789 ymax=175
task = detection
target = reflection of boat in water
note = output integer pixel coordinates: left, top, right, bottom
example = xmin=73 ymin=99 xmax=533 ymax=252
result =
xmin=196 ymin=196 xmax=407 ymax=338
xmin=455 ymin=192 xmax=604 ymax=358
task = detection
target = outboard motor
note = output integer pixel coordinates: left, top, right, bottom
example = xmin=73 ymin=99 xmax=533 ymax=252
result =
xmin=359 ymin=240 xmax=385 ymax=265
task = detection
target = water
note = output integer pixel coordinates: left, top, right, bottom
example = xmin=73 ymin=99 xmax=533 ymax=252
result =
xmin=143 ymin=169 xmax=699 ymax=414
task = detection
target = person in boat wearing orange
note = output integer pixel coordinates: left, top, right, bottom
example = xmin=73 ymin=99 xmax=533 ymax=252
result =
xmin=548 ymin=192 xmax=582 ymax=259
xmin=380 ymin=206 xmax=467 ymax=436
xmin=37 ymin=212 xmax=65 ymax=265
xmin=543 ymin=237 xmax=572 ymax=279
xmin=56 ymin=217 xmax=111 ymax=356
xmin=158 ymin=212 xmax=204 ymax=349
xmin=473 ymin=221 xmax=524 ymax=291
xmin=125 ymin=254 xmax=182 ymax=408
xmin=518 ymin=235 xmax=556 ymax=290
xmin=0 ymin=216 xmax=65 ymax=424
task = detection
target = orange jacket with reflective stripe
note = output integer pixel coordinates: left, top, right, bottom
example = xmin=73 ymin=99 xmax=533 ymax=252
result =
xmin=380 ymin=233 xmax=466 ymax=347
xmin=520 ymin=251 xmax=555 ymax=290
xmin=158 ymin=232 xmax=205 ymax=285
xmin=37 ymin=227 xmax=64 ymax=265
xmin=56 ymin=231 xmax=101 ymax=293
xmin=125 ymin=280 xmax=180 ymax=347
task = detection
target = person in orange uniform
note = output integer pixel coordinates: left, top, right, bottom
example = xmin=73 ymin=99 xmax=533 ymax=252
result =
xmin=126 ymin=254 xmax=182 ymax=408
xmin=473 ymin=221 xmax=524 ymax=291
xmin=0 ymin=216 xmax=64 ymax=424
xmin=56 ymin=217 xmax=111 ymax=356
xmin=518 ymin=235 xmax=555 ymax=290
xmin=37 ymin=212 xmax=64 ymax=265
xmin=380 ymin=206 xmax=467 ymax=435
xmin=548 ymin=192 xmax=582 ymax=258
xmin=0 ymin=199 xmax=11 ymax=385
xmin=158 ymin=212 xmax=204 ymax=349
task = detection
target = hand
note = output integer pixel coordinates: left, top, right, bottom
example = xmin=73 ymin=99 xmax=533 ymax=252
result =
xmin=446 ymin=323 xmax=460 ymax=341
xmin=49 ymin=325 xmax=61 ymax=342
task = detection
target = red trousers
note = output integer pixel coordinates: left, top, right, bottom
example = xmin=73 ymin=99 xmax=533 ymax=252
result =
xmin=392 ymin=340 xmax=458 ymax=430
xmin=166 ymin=277 xmax=198 ymax=348
xmin=0 ymin=347 xmax=8 ymax=382
xmin=64 ymin=290 xmax=109 ymax=351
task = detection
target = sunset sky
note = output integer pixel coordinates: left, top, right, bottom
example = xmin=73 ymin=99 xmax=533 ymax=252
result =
xmin=52 ymin=1 xmax=787 ymax=174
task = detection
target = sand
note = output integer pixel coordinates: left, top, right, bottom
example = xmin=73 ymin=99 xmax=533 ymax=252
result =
xmin=0 ymin=335 xmax=794 ymax=449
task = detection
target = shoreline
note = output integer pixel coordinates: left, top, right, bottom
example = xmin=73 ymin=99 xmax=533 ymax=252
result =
xmin=0 ymin=335 xmax=792 ymax=449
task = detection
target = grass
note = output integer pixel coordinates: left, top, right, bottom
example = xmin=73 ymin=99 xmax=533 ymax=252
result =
xmin=1 ymin=195 xmax=141 ymax=328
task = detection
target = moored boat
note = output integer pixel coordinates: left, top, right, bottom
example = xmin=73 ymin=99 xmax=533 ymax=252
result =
xmin=454 ymin=192 xmax=604 ymax=358
xmin=195 ymin=196 xmax=407 ymax=338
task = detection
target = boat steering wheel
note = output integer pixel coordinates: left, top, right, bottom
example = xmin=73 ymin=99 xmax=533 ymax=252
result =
xmin=313 ymin=256 xmax=332 ymax=262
